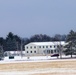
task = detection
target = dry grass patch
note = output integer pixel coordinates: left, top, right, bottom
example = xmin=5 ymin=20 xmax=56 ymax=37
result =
xmin=0 ymin=60 xmax=76 ymax=71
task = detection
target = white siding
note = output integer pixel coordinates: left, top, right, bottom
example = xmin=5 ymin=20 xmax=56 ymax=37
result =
xmin=25 ymin=44 xmax=39 ymax=56
xmin=25 ymin=41 xmax=65 ymax=56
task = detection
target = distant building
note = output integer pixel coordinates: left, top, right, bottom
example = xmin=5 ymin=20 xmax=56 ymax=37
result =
xmin=25 ymin=41 xmax=65 ymax=56
xmin=4 ymin=51 xmax=25 ymax=57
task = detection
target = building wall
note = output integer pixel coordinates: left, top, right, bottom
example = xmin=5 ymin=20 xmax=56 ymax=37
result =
xmin=25 ymin=44 xmax=39 ymax=56
xmin=37 ymin=45 xmax=58 ymax=56
xmin=25 ymin=42 xmax=65 ymax=56
xmin=4 ymin=51 xmax=25 ymax=56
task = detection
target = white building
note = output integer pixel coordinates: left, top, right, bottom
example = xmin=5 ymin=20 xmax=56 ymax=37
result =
xmin=4 ymin=51 xmax=25 ymax=57
xmin=25 ymin=41 xmax=65 ymax=56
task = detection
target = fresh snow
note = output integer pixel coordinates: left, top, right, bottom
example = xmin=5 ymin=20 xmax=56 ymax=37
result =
xmin=0 ymin=55 xmax=76 ymax=64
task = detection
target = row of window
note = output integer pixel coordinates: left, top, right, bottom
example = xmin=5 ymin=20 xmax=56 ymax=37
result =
xmin=26 ymin=45 xmax=60 ymax=49
xmin=26 ymin=46 xmax=36 ymax=49
xmin=26 ymin=50 xmax=58 ymax=54
xmin=39 ymin=45 xmax=56 ymax=48
xmin=45 ymin=49 xmax=58 ymax=54
xmin=26 ymin=51 xmax=36 ymax=53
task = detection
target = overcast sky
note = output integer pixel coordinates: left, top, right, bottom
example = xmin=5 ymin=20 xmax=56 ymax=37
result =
xmin=0 ymin=0 xmax=76 ymax=38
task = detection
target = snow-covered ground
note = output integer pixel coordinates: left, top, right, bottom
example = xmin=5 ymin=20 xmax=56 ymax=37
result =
xmin=0 ymin=56 xmax=56 ymax=64
xmin=0 ymin=56 xmax=76 ymax=75
xmin=0 ymin=55 xmax=75 ymax=64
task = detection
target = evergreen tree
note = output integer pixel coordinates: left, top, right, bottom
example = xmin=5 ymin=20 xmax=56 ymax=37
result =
xmin=64 ymin=30 xmax=76 ymax=58
xmin=5 ymin=32 xmax=21 ymax=51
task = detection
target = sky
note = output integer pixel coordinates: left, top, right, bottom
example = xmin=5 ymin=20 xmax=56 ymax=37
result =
xmin=0 ymin=0 xmax=76 ymax=38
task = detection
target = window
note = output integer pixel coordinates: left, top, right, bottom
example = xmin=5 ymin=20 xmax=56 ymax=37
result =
xmin=46 ymin=46 xmax=48 ymax=48
xmin=27 ymin=51 xmax=28 ymax=53
xmin=43 ymin=46 xmax=45 ymax=48
xmin=26 ymin=46 xmax=28 ymax=49
xmin=34 ymin=51 xmax=36 ymax=53
xmin=39 ymin=46 xmax=41 ymax=48
xmin=30 ymin=51 xmax=32 ymax=53
xmin=30 ymin=46 xmax=32 ymax=49
xmin=51 ymin=50 xmax=53 ymax=54
xmin=54 ymin=45 xmax=56 ymax=48
xmin=34 ymin=46 xmax=36 ymax=48
xmin=50 ymin=46 xmax=52 ymax=48
xmin=57 ymin=45 xmax=59 ymax=48
xmin=57 ymin=50 xmax=59 ymax=53
xmin=54 ymin=50 xmax=56 ymax=53
xmin=61 ymin=45 xmax=63 ymax=47
xmin=47 ymin=50 xmax=50 ymax=54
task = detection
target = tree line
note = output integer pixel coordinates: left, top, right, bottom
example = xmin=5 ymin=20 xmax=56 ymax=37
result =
xmin=0 ymin=32 xmax=66 ymax=52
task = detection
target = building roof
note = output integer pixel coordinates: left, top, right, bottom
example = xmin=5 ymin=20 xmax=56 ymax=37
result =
xmin=26 ymin=41 xmax=65 ymax=46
